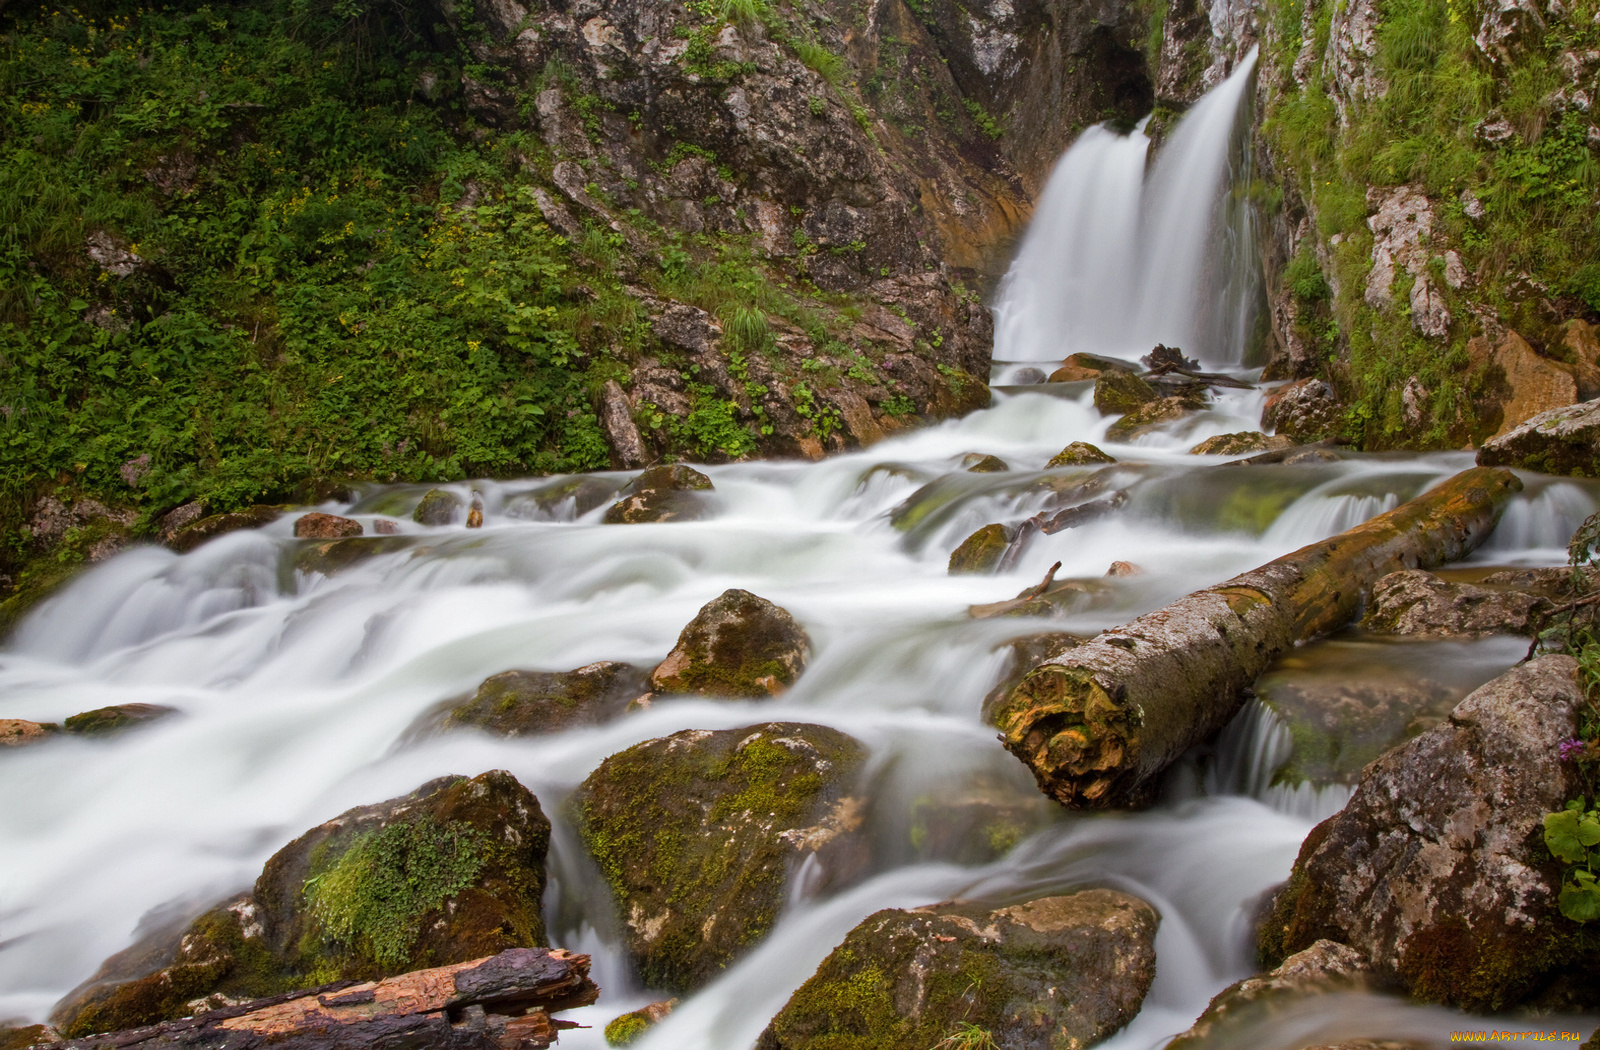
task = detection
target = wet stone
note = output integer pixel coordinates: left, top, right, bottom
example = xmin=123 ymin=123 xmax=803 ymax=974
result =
xmin=1187 ymin=432 xmax=1294 ymax=456
xmin=603 ymin=465 xmax=714 ymax=524
xmin=1361 ymin=569 xmax=1550 ymax=637
xmin=1165 ymin=940 xmax=1373 ymax=1050
xmin=167 ymin=506 xmax=282 ymax=554
xmin=1106 ymin=396 xmax=1201 ymax=441
xmin=1010 ymin=367 xmax=1048 ymax=385
xmin=650 ymin=589 xmax=811 ymax=698
xmin=1093 ymin=371 xmax=1159 ymax=415
xmin=0 ymin=719 xmax=60 ymax=748
xmin=603 ymin=999 xmax=676 ymax=1047
xmin=413 ymin=488 xmax=464 ymax=526
xmin=961 ymin=453 xmax=1009 ymax=472
xmin=412 ymin=662 xmax=650 ymax=739
xmin=1047 ymin=441 xmax=1117 ymax=467
xmin=757 ymin=889 xmax=1159 ymax=1050
xmin=62 ymin=704 xmax=177 ymax=738
xmin=947 ymin=523 xmax=1011 ymax=575
xmin=292 ymin=513 xmax=363 ymax=539
xmin=294 ymin=535 xmax=412 ymax=576
xmin=1050 ymin=353 xmax=1140 ymax=383
xmin=573 ymin=723 xmax=866 ymax=993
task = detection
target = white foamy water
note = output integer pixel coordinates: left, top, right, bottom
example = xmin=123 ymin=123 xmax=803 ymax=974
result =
xmin=4 ymin=59 xmax=1599 ymax=1050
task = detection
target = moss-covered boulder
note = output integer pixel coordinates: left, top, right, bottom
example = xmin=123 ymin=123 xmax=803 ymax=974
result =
xmin=0 ymin=1024 xmax=59 ymax=1050
xmin=0 ymin=719 xmax=59 ymax=747
xmin=1261 ymin=379 xmax=1341 ymax=443
xmin=62 ymin=703 xmax=177 ymax=737
xmin=1165 ymin=940 xmax=1373 ymax=1050
xmin=1047 ymin=441 xmax=1116 ymax=467
xmin=294 ymin=535 xmax=412 ymax=576
xmin=947 ymin=524 xmax=1012 ymax=575
xmin=756 ymin=889 xmax=1159 ymax=1050
xmin=604 ymin=999 xmax=676 ymax=1046
xmin=1093 ymin=371 xmax=1158 ymax=415
xmin=1187 ymin=432 xmax=1294 ymax=456
xmin=1106 ymin=396 xmax=1198 ymax=441
xmin=411 ymin=662 xmax=650 ymax=739
xmin=1259 ymin=656 xmax=1600 ymax=1011
xmin=52 ymin=771 xmax=551 ymax=1037
xmin=1360 ymin=569 xmax=1551 ymax=637
xmin=292 ymin=512 xmax=363 ymax=539
xmin=603 ymin=465 xmax=714 ymax=524
xmin=649 ymin=589 xmax=811 ymax=698
xmin=960 ymin=453 xmax=1009 ymax=472
xmin=412 ymin=488 xmax=464 ymax=526
xmin=1476 ymin=398 xmax=1600 ymax=476
xmin=573 ymin=723 xmax=866 ymax=992
xmin=1050 ymin=353 xmax=1139 ymax=383
xmin=167 ymin=506 xmax=282 ymax=554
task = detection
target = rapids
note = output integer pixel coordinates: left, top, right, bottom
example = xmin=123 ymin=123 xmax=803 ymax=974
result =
xmin=4 ymin=54 xmax=1599 ymax=1050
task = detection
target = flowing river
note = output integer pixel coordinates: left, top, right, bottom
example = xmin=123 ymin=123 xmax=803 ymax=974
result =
xmin=3 ymin=55 xmax=1598 ymax=1050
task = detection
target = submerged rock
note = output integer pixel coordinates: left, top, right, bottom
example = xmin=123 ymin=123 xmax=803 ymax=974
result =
xmin=573 ymin=723 xmax=866 ymax=992
xmin=1187 ymin=432 xmax=1295 ymax=456
xmin=414 ymin=662 xmax=649 ymax=739
xmin=412 ymin=488 xmax=464 ymax=526
xmin=511 ymin=476 xmax=623 ymax=520
xmin=649 ymin=589 xmax=811 ymax=698
xmin=1361 ymin=569 xmax=1550 ymax=636
xmin=1050 ymin=353 xmax=1140 ymax=383
xmin=1093 ymin=371 xmax=1159 ymax=415
xmin=1047 ymin=441 xmax=1117 ymax=467
xmin=757 ymin=889 xmax=1158 ymax=1050
xmin=1106 ymin=395 xmax=1199 ymax=441
xmin=294 ymin=535 xmax=412 ymax=576
xmin=1256 ymin=676 xmax=1458 ymax=786
xmin=1477 ymin=397 xmax=1600 ymax=476
xmin=1165 ymin=940 xmax=1373 ymax=1050
xmin=603 ymin=465 xmax=715 ymax=524
xmin=0 ymin=719 xmax=59 ymax=747
xmin=947 ymin=523 xmax=1012 ymax=575
xmin=1259 ymin=656 xmax=1600 ymax=1011
xmin=1010 ymin=367 xmax=1048 ymax=385
xmin=961 ymin=453 xmax=1009 ymax=472
xmin=53 ymin=771 xmax=552 ymax=1037
xmin=167 ymin=506 xmax=282 ymax=554
xmin=905 ymin=772 xmax=1059 ymax=864
xmin=62 ymin=704 xmax=177 ymax=737
xmin=292 ymin=513 xmax=363 ymax=539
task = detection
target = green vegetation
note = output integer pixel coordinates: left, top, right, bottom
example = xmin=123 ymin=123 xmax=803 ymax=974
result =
xmin=302 ymin=816 xmax=486 ymax=969
xmin=1261 ymin=0 xmax=1600 ymax=446
xmin=603 ymin=1012 xmax=651 ymax=1047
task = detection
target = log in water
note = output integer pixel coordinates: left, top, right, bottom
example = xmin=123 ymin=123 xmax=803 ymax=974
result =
xmin=989 ymin=467 xmax=1524 ymax=809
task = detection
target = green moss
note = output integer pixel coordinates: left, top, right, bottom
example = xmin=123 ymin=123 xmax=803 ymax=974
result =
xmin=947 ymin=523 xmax=1009 ymax=575
xmin=301 ymin=816 xmax=487 ymax=970
xmin=604 ymin=1013 xmax=651 ymax=1046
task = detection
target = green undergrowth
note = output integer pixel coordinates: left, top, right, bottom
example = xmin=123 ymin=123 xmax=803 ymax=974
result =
xmin=1262 ymin=0 xmax=1600 ymax=446
xmin=0 ymin=0 xmax=625 ymax=562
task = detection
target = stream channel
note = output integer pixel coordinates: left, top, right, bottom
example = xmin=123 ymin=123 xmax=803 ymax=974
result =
xmin=4 ymin=51 xmax=1599 ymax=1050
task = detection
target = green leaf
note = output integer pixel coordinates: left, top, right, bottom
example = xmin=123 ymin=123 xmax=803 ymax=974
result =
xmin=1580 ymin=817 xmax=1600 ymax=848
xmin=1546 ymin=809 xmax=1589 ymax=865
xmin=1559 ymin=879 xmax=1600 ymax=923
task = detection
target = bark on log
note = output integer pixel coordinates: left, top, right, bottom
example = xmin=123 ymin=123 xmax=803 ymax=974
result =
xmin=988 ymin=467 xmax=1524 ymax=809
xmin=51 ymin=949 xmax=597 ymax=1050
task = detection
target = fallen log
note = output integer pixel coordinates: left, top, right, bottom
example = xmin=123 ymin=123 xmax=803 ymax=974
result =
xmin=988 ymin=466 xmax=1523 ymax=809
xmin=53 ymin=948 xmax=598 ymax=1050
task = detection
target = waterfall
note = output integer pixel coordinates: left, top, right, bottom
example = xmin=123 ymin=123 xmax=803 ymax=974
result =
xmin=993 ymin=49 xmax=1262 ymax=367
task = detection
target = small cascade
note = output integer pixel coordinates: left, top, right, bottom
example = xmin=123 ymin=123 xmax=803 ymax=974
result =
xmin=992 ymin=49 xmax=1262 ymax=367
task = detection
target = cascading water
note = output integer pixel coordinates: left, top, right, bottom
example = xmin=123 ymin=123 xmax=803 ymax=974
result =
xmin=992 ymin=50 xmax=1263 ymax=369
xmin=2 ymin=56 xmax=1597 ymax=1050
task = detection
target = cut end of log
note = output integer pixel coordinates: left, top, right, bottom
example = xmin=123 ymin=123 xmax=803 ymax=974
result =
xmin=991 ymin=664 xmax=1140 ymax=808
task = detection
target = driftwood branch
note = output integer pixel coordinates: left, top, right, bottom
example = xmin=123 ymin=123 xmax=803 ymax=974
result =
xmin=1523 ymin=591 xmax=1600 ymax=661
xmin=56 ymin=949 xmax=598 ymax=1050
xmin=988 ymin=467 xmax=1524 ymax=809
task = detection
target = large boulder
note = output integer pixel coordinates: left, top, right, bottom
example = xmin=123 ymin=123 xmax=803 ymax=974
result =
xmin=1258 ymin=656 xmax=1600 ymax=1011
xmin=1050 ymin=353 xmax=1140 ymax=383
xmin=1262 ymin=379 xmax=1342 ymax=443
xmin=1473 ymin=330 xmax=1580 ymax=439
xmin=411 ymin=662 xmax=650 ymax=738
xmin=756 ymin=889 xmax=1159 ymax=1050
xmin=649 ymin=589 xmax=811 ymax=698
xmin=1093 ymin=371 xmax=1158 ymax=415
xmin=572 ymin=723 xmax=866 ymax=992
xmin=412 ymin=488 xmax=464 ymax=526
xmin=603 ymin=465 xmax=715 ymax=524
xmin=1477 ymin=398 xmax=1600 ymax=476
xmin=1165 ymin=940 xmax=1373 ymax=1050
xmin=53 ymin=771 xmax=552 ymax=1037
xmin=1360 ymin=569 xmax=1551 ymax=636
